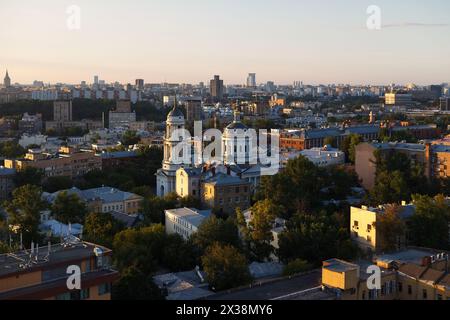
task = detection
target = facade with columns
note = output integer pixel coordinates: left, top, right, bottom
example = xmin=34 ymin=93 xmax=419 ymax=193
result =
xmin=156 ymin=106 xmax=254 ymax=198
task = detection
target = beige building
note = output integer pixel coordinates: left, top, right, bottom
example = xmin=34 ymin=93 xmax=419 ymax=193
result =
xmin=356 ymin=142 xmax=450 ymax=190
xmin=322 ymin=248 xmax=450 ymax=300
xmin=4 ymin=146 xmax=102 ymax=178
xmin=201 ymin=173 xmax=251 ymax=215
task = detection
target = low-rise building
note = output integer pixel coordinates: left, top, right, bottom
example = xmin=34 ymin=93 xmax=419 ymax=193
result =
xmin=4 ymin=146 xmax=102 ymax=178
xmin=45 ymin=186 xmax=143 ymax=215
xmin=281 ymin=146 xmax=345 ymax=167
xmin=322 ymin=248 xmax=450 ymax=300
xmin=201 ymin=173 xmax=251 ymax=215
xmin=164 ymin=207 xmax=211 ymax=240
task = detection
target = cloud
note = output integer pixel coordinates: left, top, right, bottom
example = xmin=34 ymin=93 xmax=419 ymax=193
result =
xmin=382 ymin=22 xmax=449 ymax=28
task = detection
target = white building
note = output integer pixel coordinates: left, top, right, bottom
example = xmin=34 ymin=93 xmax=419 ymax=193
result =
xmin=282 ymin=146 xmax=345 ymax=167
xmin=156 ymin=103 xmax=186 ymax=197
xmin=18 ymin=133 xmax=47 ymax=148
xmin=165 ymin=208 xmax=211 ymax=240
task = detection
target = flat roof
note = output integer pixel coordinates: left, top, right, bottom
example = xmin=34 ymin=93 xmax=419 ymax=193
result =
xmin=165 ymin=208 xmax=211 ymax=228
xmin=0 ymin=241 xmax=111 ymax=278
xmin=323 ymin=259 xmax=359 ymax=273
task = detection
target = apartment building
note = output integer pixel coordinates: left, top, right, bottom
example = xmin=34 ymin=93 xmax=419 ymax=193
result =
xmin=355 ymin=142 xmax=450 ymax=190
xmin=350 ymin=203 xmax=416 ymax=254
xmin=4 ymin=146 xmax=102 ymax=178
xmin=201 ymin=173 xmax=251 ymax=215
xmin=0 ymin=240 xmax=118 ymax=300
xmin=321 ymin=248 xmax=450 ymax=300
xmin=164 ymin=207 xmax=211 ymax=240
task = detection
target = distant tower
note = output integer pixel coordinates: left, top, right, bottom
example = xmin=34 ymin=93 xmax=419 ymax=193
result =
xmin=156 ymin=97 xmax=186 ymax=197
xmin=369 ymin=111 xmax=375 ymax=124
xmin=4 ymin=70 xmax=11 ymax=88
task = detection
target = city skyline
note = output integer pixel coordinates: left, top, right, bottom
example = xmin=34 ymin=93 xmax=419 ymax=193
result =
xmin=1 ymin=0 xmax=450 ymax=85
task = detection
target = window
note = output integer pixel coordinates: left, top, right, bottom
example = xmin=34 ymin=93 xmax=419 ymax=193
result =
xmin=362 ymin=291 xmax=366 ymax=300
xmin=422 ymin=289 xmax=428 ymax=299
xmin=398 ymin=282 xmax=403 ymax=293
xmin=354 ymin=221 xmax=359 ymax=229
xmin=81 ymin=288 xmax=90 ymax=300
xmin=98 ymin=283 xmax=112 ymax=296
xmin=408 ymin=285 xmax=412 ymax=295
xmin=367 ymin=224 xmax=372 ymax=232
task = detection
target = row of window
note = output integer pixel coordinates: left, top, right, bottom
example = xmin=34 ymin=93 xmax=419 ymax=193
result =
xmin=55 ymin=283 xmax=111 ymax=300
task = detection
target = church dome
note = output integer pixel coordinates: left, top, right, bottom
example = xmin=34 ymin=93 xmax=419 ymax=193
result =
xmin=225 ymin=109 xmax=248 ymax=130
xmin=167 ymin=104 xmax=184 ymax=120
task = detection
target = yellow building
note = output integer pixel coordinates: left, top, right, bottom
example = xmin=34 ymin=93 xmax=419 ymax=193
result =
xmin=350 ymin=203 xmax=414 ymax=254
xmin=322 ymin=248 xmax=450 ymax=300
xmin=176 ymin=167 xmax=203 ymax=199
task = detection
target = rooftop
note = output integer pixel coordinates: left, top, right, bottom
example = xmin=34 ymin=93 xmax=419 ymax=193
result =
xmin=0 ymin=241 xmax=111 ymax=278
xmin=203 ymin=173 xmax=249 ymax=187
xmin=323 ymin=259 xmax=359 ymax=273
xmin=165 ymin=208 xmax=211 ymax=228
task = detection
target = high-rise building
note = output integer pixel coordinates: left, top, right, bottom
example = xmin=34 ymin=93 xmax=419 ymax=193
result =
xmin=53 ymin=100 xmax=73 ymax=122
xmin=210 ymin=75 xmax=224 ymax=101
xmin=4 ymin=70 xmax=11 ymax=88
xmin=440 ymin=97 xmax=450 ymax=111
xmin=94 ymin=75 xmax=99 ymax=85
xmin=184 ymin=98 xmax=203 ymax=122
xmin=135 ymin=79 xmax=144 ymax=90
xmin=246 ymin=73 xmax=256 ymax=88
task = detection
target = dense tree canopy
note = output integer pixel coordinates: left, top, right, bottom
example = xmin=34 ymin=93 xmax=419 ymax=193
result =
xmin=51 ymin=191 xmax=87 ymax=224
xmin=201 ymin=243 xmax=252 ymax=291
xmin=3 ymin=185 xmax=48 ymax=245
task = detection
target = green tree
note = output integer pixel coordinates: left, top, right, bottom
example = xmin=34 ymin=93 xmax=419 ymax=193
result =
xmin=409 ymin=194 xmax=450 ymax=250
xmin=51 ymin=191 xmax=87 ymax=224
xmin=0 ymin=141 xmax=26 ymax=158
xmin=14 ymin=167 xmax=44 ymax=187
xmin=121 ymin=130 xmax=140 ymax=146
xmin=113 ymin=225 xmax=166 ymax=274
xmin=283 ymin=259 xmax=313 ymax=276
xmin=112 ymin=267 xmax=165 ymax=300
xmin=376 ymin=204 xmax=407 ymax=252
xmin=3 ymin=185 xmax=47 ymax=245
xmin=340 ymin=134 xmax=362 ymax=163
xmin=240 ymin=200 xmax=278 ymax=262
xmin=257 ymin=156 xmax=325 ymax=217
xmin=162 ymin=234 xmax=197 ymax=272
xmin=192 ymin=215 xmax=241 ymax=254
xmin=84 ymin=212 xmax=125 ymax=248
xmin=42 ymin=176 xmax=74 ymax=193
xmin=201 ymin=243 xmax=252 ymax=291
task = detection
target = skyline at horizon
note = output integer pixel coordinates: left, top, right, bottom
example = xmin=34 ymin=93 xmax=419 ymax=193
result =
xmin=1 ymin=0 xmax=450 ymax=85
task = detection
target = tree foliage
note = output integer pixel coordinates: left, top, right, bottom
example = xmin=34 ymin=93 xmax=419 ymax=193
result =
xmin=201 ymin=243 xmax=252 ymax=291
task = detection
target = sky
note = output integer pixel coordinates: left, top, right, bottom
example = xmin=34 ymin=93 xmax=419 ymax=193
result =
xmin=1 ymin=0 xmax=450 ymax=85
